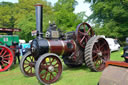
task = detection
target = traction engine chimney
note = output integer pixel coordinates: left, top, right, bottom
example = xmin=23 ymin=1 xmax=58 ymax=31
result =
xmin=35 ymin=4 xmax=43 ymax=38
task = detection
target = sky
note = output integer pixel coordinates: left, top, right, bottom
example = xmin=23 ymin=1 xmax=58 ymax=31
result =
xmin=0 ymin=0 xmax=92 ymax=16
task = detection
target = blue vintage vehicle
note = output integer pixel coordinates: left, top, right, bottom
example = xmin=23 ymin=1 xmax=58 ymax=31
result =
xmin=19 ymin=43 xmax=30 ymax=56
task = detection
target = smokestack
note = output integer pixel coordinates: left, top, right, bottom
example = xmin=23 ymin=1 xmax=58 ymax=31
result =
xmin=35 ymin=4 xmax=43 ymax=38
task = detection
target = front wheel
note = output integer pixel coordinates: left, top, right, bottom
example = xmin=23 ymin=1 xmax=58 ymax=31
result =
xmin=35 ymin=53 xmax=63 ymax=85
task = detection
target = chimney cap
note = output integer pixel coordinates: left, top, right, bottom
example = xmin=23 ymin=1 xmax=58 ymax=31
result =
xmin=35 ymin=3 xmax=43 ymax=6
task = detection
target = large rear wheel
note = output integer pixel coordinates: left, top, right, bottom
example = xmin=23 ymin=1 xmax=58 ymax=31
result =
xmin=85 ymin=36 xmax=110 ymax=71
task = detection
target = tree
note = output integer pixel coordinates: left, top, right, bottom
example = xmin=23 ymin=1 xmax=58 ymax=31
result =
xmin=0 ymin=0 xmax=85 ymax=41
xmin=0 ymin=0 xmax=54 ymax=41
xmin=14 ymin=0 xmax=54 ymax=41
xmin=54 ymin=0 xmax=85 ymax=32
xmin=0 ymin=2 xmax=15 ymax=28
xmin=120 ymin=0 xmax=128 ymax=9
xmin=85 ymin=0 xmax=128 ymax=41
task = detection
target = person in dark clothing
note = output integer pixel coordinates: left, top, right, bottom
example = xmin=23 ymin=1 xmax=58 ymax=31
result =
xmin=121 ymin=46 xmax=128 ymax=63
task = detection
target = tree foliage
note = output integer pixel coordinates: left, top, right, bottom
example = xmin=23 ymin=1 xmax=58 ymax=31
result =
xmin=0 ymin=0 xmax=84 ymax=41
xmin=54 ymin=0 xmax=84 ymax=32
xmin=0 ymin=2 xmax=15 ymax=28
xmin=0 ymin=0 xmax=54 ymax=41
xmin=85 ymin=0 xmax=128 ymax=41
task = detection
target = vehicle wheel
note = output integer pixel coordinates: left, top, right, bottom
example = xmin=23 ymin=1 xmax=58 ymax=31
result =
xmin=85 ymin=36 xmax=110 ymax=71
xmin=35 ymin=53 xmax=63 ymax=85
xmin=75 ymin=22 xmax=95 ymax=48
xmin=118 ymin=47 xmax=120 ymax=51
xmin=0 ymin=46 xmax=14 ymax=72
xmin=20 ymin=51 xmax=35 ymax=77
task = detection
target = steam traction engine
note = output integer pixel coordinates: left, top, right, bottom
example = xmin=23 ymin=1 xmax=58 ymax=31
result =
xmin=0 ymin=28 xmax=21 ymax=72
xmin=20 ymin=4 xmax=110 ymax=84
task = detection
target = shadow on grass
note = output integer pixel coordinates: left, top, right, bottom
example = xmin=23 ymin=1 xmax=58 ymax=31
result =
xmin=63 ymin=64 xmax=90 ymax=72
xmin=36 ymin=65 xmax=90 ymax=85
xmin=10 ymin=63 xmax=19 ymax=70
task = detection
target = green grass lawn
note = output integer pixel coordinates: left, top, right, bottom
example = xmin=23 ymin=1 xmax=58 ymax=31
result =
xmin=0 ymin=48 xmax=124 ymax=85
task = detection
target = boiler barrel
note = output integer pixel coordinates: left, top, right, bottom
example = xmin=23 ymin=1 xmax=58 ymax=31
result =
xmin=31 ymin=39 xmax=76 ymax=58
xmin=48 ymin=40 xmax=76 ymax=55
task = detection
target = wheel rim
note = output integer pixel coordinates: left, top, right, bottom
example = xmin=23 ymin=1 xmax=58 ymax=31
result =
xmin=76 ymin=22 xmax=94 ymax=48
xmin=39 ymin=56 xmax=62 ymax=84
xmin=23 ymin=54 xmax=35 ymax=76
xmin=92 ymin=38 xmax=110 ymax=71
xmin=0 ymin=46 xmax=13 ymax=72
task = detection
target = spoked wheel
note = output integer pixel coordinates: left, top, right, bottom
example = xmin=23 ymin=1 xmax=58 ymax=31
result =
xmin=85 ymin=36 xmax=110 ymax=71
xmin=76 ymin=22 xmax=95 ymax=48
xmin=0 ymin=46 xmax=14 ymax=72
xmin=35 ymin=53 xmax=62 ymax=84
xmin=20 ymin=51 xmax=35 ymax=77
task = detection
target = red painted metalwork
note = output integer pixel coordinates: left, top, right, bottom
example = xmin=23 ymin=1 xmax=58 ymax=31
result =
xmin=48 ymin=40 xmax=76 ymax=55
xmin=76 ymin=22 xmax=95 ymax=48
xmin=0 ymin=46 xmax=13 ymax=72
xmin=10 ymin=46 xmax=16 ymax=56
xmin=0 ymin=28 xmax=21 ymax=32
xmin=38 ymin=55 xmax=62 ymax=84
xmin=105 ymin=61 xmax=128 ymax=67
xmin=63 ymin=40 xmax=76 ymax=54
xmin=34 ymin=4 xmax=43 ymax=6
xmin=92 ymin=38 xmax=110 ymax=71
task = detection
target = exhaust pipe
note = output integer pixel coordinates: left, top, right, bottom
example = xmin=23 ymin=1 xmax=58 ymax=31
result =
xmin=35 ymin=4 xmax=43 ymax=38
